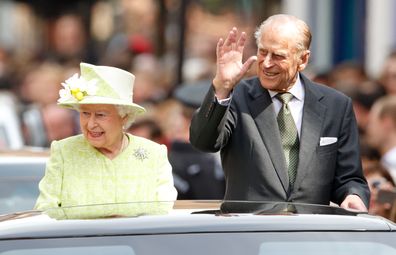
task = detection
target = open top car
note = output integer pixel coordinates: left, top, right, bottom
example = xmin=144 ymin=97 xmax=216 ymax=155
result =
xmin=0 ymin=200 xmax=395 ymax=255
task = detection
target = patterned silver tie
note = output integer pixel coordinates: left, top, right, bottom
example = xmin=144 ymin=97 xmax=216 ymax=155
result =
xmin=276 ymin=92 xmax=299 ymax=187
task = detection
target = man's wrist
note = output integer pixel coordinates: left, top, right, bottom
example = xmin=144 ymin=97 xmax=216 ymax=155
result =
xmin=215 ymin=94 xmax=232 ymax=106
xmin=213 ymin=78 xmax=233 ymax=99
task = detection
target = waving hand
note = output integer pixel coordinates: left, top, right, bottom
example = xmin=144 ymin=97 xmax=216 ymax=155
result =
xmin=213 ymin=27 xmax=257 ymax=99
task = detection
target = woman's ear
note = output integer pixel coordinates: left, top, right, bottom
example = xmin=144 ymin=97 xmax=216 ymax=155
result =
xmin=122 ymin=115 xmax=129 ymax=127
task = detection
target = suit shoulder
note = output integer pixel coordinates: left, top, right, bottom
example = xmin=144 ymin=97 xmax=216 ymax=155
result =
xmin=232 ymin=77 xmax=262 ymax=98
xmin=237 ymin=76 xmax=259 ymax=90
xmin=309 ymin=82 xmax=352 ymax=104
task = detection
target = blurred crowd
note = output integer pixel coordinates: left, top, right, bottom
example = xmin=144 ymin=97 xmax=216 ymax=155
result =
xmin=0 ymin=0 xmax=395 ymax=220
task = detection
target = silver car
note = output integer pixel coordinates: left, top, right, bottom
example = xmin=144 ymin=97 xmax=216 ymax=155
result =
xmin=0 ymin=201 xmax=395 ymax=255
xmin=0 ymin=150 xmax=48 ymax=214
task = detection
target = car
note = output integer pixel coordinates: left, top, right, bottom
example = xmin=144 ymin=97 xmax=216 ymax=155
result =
xmin=0 ymin=149 xmax=48 ymax=214
xmin=0 ymin=200 xmax=395 ymax=255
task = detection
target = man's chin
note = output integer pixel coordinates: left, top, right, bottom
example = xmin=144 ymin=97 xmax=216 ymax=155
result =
xmin=261 ymin=82 xmax=284 ymax=91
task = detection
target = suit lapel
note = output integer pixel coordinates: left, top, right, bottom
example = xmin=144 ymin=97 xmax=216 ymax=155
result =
xmin=293 ymin=75 xmax=326 ymax=190
xmin=247 ymin=79 xmax=289 ymax=193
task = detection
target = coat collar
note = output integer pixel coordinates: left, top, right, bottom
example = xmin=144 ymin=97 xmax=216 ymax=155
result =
xmin=247 ymin=74 xmax=326 ymax=193
xmin=293 ymin=74 xmax=326 ymax=191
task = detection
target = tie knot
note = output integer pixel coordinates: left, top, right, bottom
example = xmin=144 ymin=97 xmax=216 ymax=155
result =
xmin=276 ymin=92 xmax=293 ymax=104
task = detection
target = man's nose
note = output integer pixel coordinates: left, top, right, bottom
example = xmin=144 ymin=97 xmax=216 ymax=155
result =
xmin=263 ymin=53 xmax=273 ymax=67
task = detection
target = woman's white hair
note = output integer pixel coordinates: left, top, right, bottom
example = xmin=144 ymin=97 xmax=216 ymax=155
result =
xmin=115 ymin=105 xmax=137 ymax=129
xmin=73 ymin=104 xmax=138 ymax=129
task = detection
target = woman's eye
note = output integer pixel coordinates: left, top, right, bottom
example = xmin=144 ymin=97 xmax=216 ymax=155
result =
xmin=82 ymin=112 xmax=90 ymax=117
xmin=96 ymin=113 xmax=107 ymax=118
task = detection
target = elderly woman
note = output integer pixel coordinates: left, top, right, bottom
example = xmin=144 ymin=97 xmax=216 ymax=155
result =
xmin=34 ymin=63 xmax=177 ymax=218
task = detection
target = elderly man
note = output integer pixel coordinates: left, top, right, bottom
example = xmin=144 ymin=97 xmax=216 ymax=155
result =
xmin=190 ymin=14 xmax=370 ymax=211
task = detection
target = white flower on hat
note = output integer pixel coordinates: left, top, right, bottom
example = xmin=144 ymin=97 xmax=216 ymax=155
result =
xmin=58 ymin=73 xmax=98 ymax=102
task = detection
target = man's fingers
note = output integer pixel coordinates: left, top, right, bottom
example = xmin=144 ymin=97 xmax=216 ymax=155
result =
xmin=237 ymin=31 xmax=247 ymax=52
xmin=340 ymin=195 xmax=368 ymax=212
xmin=240 ymin=56 xmax=257 ymax=75
xmin=216 ymin=38 xmax=224 ymax=58
xmin=224 ymin=27 xmax=238 ymax=48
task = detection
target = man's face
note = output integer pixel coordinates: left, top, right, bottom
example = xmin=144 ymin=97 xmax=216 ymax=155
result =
xmin=256 ymin=26 xmax=309 ymax=92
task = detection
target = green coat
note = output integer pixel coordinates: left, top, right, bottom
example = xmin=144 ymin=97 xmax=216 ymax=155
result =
xmin=35 ymin=134 xmax=177 ymax=218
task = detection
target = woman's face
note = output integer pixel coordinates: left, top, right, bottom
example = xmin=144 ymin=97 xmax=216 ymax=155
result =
xmin=79 ymin=104 xmax=126 ymax=152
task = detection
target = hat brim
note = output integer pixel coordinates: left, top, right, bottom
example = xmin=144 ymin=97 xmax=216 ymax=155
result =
xmin=58 ymin=95 xmax=145 ymax=115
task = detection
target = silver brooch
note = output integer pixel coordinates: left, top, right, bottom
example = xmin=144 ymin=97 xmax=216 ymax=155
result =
xmin=133 ymin=148 xmax=148 ymax=161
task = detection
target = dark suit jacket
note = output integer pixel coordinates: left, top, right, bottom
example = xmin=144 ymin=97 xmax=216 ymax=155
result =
xmin=189 ymin=74 xmax=370 ymax=207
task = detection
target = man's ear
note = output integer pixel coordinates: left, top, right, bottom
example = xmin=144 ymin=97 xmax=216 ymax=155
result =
xmin=298 ymin=50 xmax=310 ymax=71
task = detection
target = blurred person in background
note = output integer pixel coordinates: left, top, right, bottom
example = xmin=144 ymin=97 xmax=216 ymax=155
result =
xmin=328 ymin=61 xmax=368 ymax=91
xmin=16 ymin=61 xmax=73 ymax=147
xmin=360 ymin=140 xmax=381 ymax=172
xmin=364 ymin=162 xmax=395 ymax=219
xmin=47 ymin=13 xmax=97 ymax=66
xmin=190 ymin=14 xmax=369 ymax=211
xmin=170 ymin=81 xmax=225 ymax=199
xmin=35 ymin=62 xmax=177 ymax=217
xmin=127 ymin=117 xmax=166 ymax=145
xmin=21 ymin=103 xmax=77 ymax=148
xmin=366 ymin=95 xmax=396 ymax=183
xmin=18 ymin=61 xmax=65 ymax=107
xmin=0 ymin=46 xmax=14 ymax=91
xmin=342 ymin=80 xmax=384 ymax=136
xmin=41 ymin=103 xmax=77 ymax=144
xmin=130 ymin=54 xmax=167 ymax=105
xmin=378 ymin=51 xmax=396 ymax=95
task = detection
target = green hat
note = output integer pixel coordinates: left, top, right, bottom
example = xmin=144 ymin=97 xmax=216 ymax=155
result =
xmin=57 ymin=62 xmax=145 ymax=115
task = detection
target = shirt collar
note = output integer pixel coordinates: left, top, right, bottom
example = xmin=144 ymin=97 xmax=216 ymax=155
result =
xmin=268 ymin=74 xmax=304 ymax=101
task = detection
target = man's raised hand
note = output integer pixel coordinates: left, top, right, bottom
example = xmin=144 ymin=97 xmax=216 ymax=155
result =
xmin=213 ymin=27 xmax=257 ymax=99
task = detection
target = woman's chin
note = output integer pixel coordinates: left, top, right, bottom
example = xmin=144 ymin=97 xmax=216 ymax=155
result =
xmin=86 ymin=135 xmax=104 ymax=148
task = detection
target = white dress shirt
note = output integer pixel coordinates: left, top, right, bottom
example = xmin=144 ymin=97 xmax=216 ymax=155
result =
xmin=269 ymin=75 xmax=305 ymax=138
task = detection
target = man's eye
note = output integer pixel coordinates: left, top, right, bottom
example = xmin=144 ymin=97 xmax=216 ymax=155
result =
xmin=273 ymin=54 xmax=284 ymax=60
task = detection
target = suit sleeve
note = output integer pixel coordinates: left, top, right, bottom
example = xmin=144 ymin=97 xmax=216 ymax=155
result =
xmin=331 ymin=97 xmax=370 ymax=207
xmin=189 ymin=85 xmax=232 ymax=153
xmin=34 ymin=141 xmax=63 ymax=210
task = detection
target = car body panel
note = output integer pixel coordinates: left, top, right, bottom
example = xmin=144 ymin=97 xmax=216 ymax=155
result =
xmin=0 ymin=201 xmax=395 ymax=255
xmin=0 ymin=201 xmax=395 ymax=240
xmin=1 ymin=232 xmax=396 ymax=255
xmin=0 ymin=153 xmax=47 ymax=214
